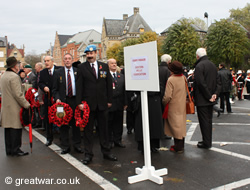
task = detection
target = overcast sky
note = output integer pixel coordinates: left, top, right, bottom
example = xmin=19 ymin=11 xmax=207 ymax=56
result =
xmin=1 ymin=0 xmax=248 ymax=55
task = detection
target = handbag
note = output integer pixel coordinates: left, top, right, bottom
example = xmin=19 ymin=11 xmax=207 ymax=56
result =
xmin=185 ymin=78 xmax=195 ymax=114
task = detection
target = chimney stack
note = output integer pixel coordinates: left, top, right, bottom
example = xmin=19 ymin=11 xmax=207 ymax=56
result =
xmin=123 ymin=14 xmax=128 ymax=20
xmin=134 ymin=7 xmax=139 ymax=15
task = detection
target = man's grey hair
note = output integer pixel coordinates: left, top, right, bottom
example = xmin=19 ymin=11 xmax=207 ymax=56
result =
xmin=161 ymin=54 xmax=172 ymax=63
xmin=43 ymin=56 xmax=54 ymax=62
xmin=196 ymin=48 xmax=207 ymax=58
xmin=36 ymin=62 xmax=44 ymax=69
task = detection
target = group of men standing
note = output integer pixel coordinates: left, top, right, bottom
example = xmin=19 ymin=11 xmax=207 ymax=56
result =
xmin=1 ymin=45 xmax=225 ymax=163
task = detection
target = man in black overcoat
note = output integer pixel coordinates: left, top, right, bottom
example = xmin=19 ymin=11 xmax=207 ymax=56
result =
xmin=218 ymin=63 xmax=233 ymax=113
xmin=107 ymin=58 xmax=127 ymax=148
xmin=52 ymin=53 xmax=83 ymax=154
xmin=38 ymin=56 xmax=61 ymax=146
xmin=193 ymin=48 xmax=221 ymax=149
xmin=76 ymin=45 xmax=117 ymax=165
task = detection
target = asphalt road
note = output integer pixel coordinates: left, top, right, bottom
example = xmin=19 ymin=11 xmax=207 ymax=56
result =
xmin=0 ymin=99 xmax=250 ymax=190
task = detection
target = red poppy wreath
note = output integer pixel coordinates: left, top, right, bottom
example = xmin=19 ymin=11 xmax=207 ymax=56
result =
xmin=48 ymin=102 xmax=73 ymax=127
xmin=74 ymin=101 xmax=90 ymax=128
xmin=25 ymin=88 xmax=40 ymax=108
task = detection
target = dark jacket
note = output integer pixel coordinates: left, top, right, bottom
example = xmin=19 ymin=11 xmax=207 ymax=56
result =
xmin=52 ymin=67 xmax=77 ymax=103
xmin=76 ymin=61 xmax=112 ymax=111
xmin=38 ymin=65 xmax=61 ymax=93
xmin=159 ymin=62 xmax=171 ymax=100
xmin=193 ymin=56 xmax=221 ymax=106
xmin=108 ymin=72 xmax=127 ymax=112
xmin=23 ymin=71 xmax=36 ymax=88
xmin=218 ymin=68 xmax=232 ymax=92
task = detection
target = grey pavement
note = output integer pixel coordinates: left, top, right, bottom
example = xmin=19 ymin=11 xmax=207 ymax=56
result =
xmin=0 ymin=99 xmax=250 ymax=190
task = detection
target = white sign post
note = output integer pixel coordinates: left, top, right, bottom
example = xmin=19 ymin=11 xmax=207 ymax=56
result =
xmin=124 ymin=41 xmax=168 ymax=185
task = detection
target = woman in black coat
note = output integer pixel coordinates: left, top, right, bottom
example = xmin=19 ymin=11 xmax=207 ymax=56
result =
xmin=134 ymin=91 xmax=164 ymax=153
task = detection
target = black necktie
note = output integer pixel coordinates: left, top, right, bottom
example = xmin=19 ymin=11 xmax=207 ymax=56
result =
xmin=92 ymin=64 xmax=97 ymax=78
xmin=49 ymin=70 xmax=52 ymax=76
xmin=67 ymin=69 xmax=72 ymax=97
xmin=113 ymin=73 xmax=117 ymax=83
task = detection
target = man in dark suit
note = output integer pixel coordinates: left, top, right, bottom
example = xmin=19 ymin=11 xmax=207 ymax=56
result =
xmin=38 ymin=56 xmax=61 ymax=146
xmin=107 ymin=58 xmax=127 ymax=148
xmin=76 ymin=45 xmax=117 ymax=165
xmin=52 ymin=53 xmax=83 ymax=154
xmin=193 ymin=48 xmax=221 ymax=149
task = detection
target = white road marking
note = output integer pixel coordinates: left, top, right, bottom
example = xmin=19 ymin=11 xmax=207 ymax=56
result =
xmin=27 ymin=129 xmax=120 ymax=190
xmin=211 ymin=178 xmax=250 ymax=190
xmin=186 ymin=121 xmax=250 ymax=189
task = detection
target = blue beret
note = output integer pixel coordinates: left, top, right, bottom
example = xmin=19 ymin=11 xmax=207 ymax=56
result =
xmin=84 ymin=45 xmax=97 ymax=53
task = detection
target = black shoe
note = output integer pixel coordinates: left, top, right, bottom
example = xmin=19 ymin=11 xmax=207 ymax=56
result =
xmin=103 ymin=153 xmax=118 ymax=161
xmin=228 ymin=111 xmax=233 ymax=113
xmin=13 ymin=151 xmax=29 ymax=157
xmin=197 ymin=142 xmax=211 ymax=149
xmin=114 ymin=142 xmax=126 ymax=148
xmin=127 ymin=129 xmax=132 ymax=134
xmin=45 ymin=140 xmax=52 ymax=146
xmin=151 ymin=147 xmax=159 ymax=153
xmin=74 ymin=147 xmax=84 ymax=154
xmin=82 ymin=155 xmax=92 ymax=165
xmin=61 ymin=148 xmax=70 ymax=154
xmin=217 ymin=111 xmax=221 ymax=117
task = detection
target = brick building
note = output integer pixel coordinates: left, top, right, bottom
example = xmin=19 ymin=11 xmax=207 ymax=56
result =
xmin=101 ymin=7 xmax=152 ymax=61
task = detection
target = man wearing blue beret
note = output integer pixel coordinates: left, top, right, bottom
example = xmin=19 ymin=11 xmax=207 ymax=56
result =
xmin=76 ymin=45 xmax=117 ymax=165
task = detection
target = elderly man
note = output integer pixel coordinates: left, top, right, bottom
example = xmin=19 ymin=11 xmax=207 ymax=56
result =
xmin=193 ymin=48 xmax=221 ymax=149
xmin=76 ymin=45 xmax=117 ymax=165
xmin=0 ymin=57 xmax=30 ymax=156
xmin=23 ymin=64 xmax=36 ymax=88
xmin=107 ymin=58 xmax=127 ymax=148
xmin=38 ymin=56 xmax=61 ymax=146
xmin=52 ymin=53 xmax=83 ymax=154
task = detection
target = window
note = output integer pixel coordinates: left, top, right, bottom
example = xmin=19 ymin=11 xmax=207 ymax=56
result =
xmin=14 ymin=52 xmax=17 ymax=57
xmin=0 ymin=51 xmax=4 ymax=57
xmin=0 ymin=62 xmax=4 ymax=67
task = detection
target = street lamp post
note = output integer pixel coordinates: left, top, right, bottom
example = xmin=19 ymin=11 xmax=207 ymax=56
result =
xmin=204 ymin=12 xmax=208 ymax=31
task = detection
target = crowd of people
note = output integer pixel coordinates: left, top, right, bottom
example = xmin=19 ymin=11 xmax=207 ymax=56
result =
xmin=0 ymin=45 xmax=250 ymax=165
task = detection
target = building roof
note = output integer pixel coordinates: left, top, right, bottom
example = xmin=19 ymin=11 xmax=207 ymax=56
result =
xmin=125 ymin=13 xmax=152 ymax=33
xmin=62 ymin=29 xmax=101 ymax=48
xmin=58 ymin=35 xmax=73 ymax=46
xmin=104 ymin=9 xmax=152 ymax=36
xmin=160 ymin=17 xmax=207 ymax=35
xmin=105 ymin=19 xmax=127 ymax=36
xmin=7 ymin=48 xmax=24 ymax=57
xmin=0 ymin=37 xmax=7 ymax=47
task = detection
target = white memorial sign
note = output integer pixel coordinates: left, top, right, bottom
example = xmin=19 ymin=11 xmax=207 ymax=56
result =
xmin=124 ymin=41 xmax=168 ymax=185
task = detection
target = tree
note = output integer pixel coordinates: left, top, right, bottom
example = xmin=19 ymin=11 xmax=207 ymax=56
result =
xmin=106 ymin=31 xmax=159 ymax=66
xmin=230 ymin=3 xmax=250 ymax=31
xmin=161 ymin=19 xmax=201 ymax=67
xmin=25 ymin=51 xmax=41 ymax=68
xmin=206 ymin=19 xmax=250 ymax=68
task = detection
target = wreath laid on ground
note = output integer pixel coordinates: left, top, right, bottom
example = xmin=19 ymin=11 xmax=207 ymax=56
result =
xmin=74 ymin=101 xmax=90 ymax=128
xmin=48 ymin=102 xmax=73 ymax=127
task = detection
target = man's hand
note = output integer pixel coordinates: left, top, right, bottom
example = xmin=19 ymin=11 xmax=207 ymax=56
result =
xmin=209 ymin=94 xmax=217 ymax=102
xmin=108 ymin=103 xmax=112 ymax=108
xmin=78 ymin=104 xmax=84 ymax=111
xmin=44 ymin=87 xmax=50 ymax=93
xmin=124 ymin=105 xmax=128 ymax=110
xmin=56 ymin=99 xmax=61 ymax=103
xmin=39 ymin=101 xmax=44 ymax=105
